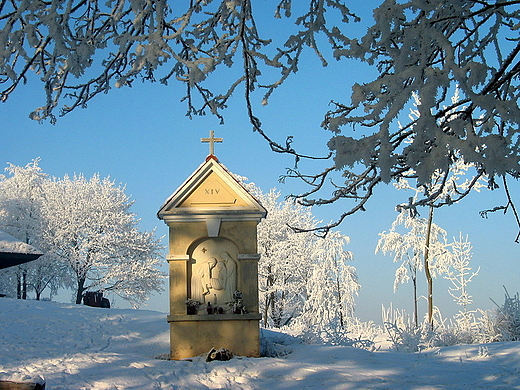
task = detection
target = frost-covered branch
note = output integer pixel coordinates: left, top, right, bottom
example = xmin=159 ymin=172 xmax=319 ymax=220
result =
xmin=480 ymin=175 xmax=520 ymax=242
xmin=282 ymin=1 xmax=520 ymax=234
xmin=2 ymin=1 xmax=520 ymax=236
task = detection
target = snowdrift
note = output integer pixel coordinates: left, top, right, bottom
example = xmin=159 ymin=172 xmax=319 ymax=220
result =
xmin=1 ymin=298 xmax=519 ymax=389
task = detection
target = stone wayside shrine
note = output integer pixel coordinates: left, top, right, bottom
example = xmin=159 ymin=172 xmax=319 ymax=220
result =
xmin=157 ymin=131 xmax=267 ymax=360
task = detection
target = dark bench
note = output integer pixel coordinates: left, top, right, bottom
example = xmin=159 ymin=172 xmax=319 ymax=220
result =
xmin=82 ymin=291 xmax=110 ymax=308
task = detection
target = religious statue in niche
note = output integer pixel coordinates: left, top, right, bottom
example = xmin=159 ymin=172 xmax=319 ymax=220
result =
xmin=190 ymin=238 xmax=239 ymax=307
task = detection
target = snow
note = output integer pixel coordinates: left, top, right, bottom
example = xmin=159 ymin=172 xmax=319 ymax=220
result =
xmin=1 ymin=299 xmax=520 ymax=389
xmin=0 ymin=230 xmax=42 ymax=256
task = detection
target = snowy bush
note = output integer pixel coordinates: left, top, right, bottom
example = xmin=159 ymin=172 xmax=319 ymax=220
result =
xmin=260 ymin=328 xmax=300 ymax=357
xmin=489 ymin=288 xmax=520 ymax=342
xmin=452 ymin=289 xmax=520 ymax=344
xmin=382 ymin=305 xmax=423 ymax=352
xmin=383 ymin=288 xmax=520 ymax=351
xmin=444 ymin=311 xmax=479 ymax=346
xmin=294 ymin=319 xmax=377 ymax=351
xmin=346 ymin=317 xmax=382 ymax=348
xmin=473 ymin=309 xmax=501 ymax=344
xmin=382 ymin=305 xmax=465 ymax=351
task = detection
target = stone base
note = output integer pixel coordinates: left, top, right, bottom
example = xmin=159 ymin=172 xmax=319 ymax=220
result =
xmin=167 ymin=314 xmax=262 ymax=360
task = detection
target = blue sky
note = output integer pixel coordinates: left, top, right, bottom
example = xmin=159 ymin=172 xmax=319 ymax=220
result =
xmin=2 ymin=3 xmax=519 ymax=323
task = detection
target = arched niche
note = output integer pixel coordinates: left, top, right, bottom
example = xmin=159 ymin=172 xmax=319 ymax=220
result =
xmin=188 ymin=237 xmax=239 ymax=306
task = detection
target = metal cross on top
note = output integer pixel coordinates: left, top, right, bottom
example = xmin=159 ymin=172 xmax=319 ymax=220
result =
xmin=201 ymin=130 xmax=224 ymax=156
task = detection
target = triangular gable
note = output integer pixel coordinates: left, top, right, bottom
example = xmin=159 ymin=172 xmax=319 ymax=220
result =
xmin=157 ymin=156 xmax=266 ymax=222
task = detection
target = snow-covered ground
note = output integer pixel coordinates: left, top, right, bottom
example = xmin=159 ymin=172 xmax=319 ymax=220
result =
xmin=1 ymin=298 xmax=519 ymax=390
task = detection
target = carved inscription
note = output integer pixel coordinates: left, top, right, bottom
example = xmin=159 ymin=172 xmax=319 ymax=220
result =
xmin=179 ymin=172 xmax=244 ymax=207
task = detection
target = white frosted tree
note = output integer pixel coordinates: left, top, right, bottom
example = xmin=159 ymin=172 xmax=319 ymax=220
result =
xmin=0 ymin=159 xmax=45 ymax=245
xmin=42 ymin=173 xmax=165 ymax=307
xmin=444 ymin=233 xmax=479 ymax=344
xmin=0 ymin=160 xmax=165 ymax=305
xmin=377 ymin=90 xmax=488 ymax=328
xmin=376 ymin=209 xmax=452 ymax=328
xmin=254 ymin=188 xmax=316 ymax=328
xmin=239 ymin=179 xmax=359 ymax=335
xmin=297 ymin=230 xmax=359 ymax=344
xmin=445 ymin=234 xmax=479 ymax=311
xmin=0 ymin=159 xmax=63 ymax=300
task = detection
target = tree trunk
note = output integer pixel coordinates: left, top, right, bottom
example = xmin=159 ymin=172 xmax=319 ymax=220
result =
xmin=263 ymin=293 xmax=272 ymax=327
xmin=273 ymin=291 xmax=284 ymax=328
xmin=17 ymin=272 xmax=21 ymax=299
xmin=75 ymin=277 xmax=86 ymax=304
xmin=409 ymin=258 xmax=418 ymax=328
xmin=16 ymin=268 xmax=28 ymax=299
xmin=263 ymin=265 xmax=274 ymax=327
xmin=22 ymin=269 xmax=27 ymax=300
xmin=424 ymin=205 xmax=434 ymax=330
xmin=412 ymin=274 xmax=418 ymax=328
xmin=333 ymin=257 xmax=345 ymax=329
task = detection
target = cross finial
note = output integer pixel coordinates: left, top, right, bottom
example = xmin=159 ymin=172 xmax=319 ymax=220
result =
xmin=201 ymin=130 xmax=223 ymax=156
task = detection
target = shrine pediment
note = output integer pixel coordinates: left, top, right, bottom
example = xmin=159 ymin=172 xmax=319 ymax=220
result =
xmin=157 ymin=156 xmax=266 ymax=222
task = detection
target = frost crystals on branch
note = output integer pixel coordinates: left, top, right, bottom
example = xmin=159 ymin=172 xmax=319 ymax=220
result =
xmin=2 ymin=1 xmax=519 ymax=236
xmin=282 ymin=2 xmax=520 ymax=236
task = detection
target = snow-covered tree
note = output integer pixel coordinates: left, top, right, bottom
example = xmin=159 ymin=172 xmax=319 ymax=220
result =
xmin=377 ymin=90 xmax=488 ymax=328
xmin=2 ymin=2 xmax=518 ymax=236
xmin=42 ymin=173 xmax=165 ymax=307
xmin=444 ymin=233 xmax=479 ymax=344
xmin=239 ymin=180 xmax=359 ymax=335
xmin=0 ymin=159 xmax=45 ymax=248
xmin=0 ymin=161 xmax=165 ymax=305
xmin=0 ymin=159 xmax=62 ymax=299
xmin=0 ymin=266 xmax=17 ymax=298
xmin=445 ymin=234 xmax=479 ymax=311
xmin=376 ymin=209 xmax=452 ymax=327
xmin=24 ymin=253 xmax=66 ymax=300
xmin=297 ymin=230 xmax=359 ymax=344
xmin=255 ymin=188 xmax=318 ymax=328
